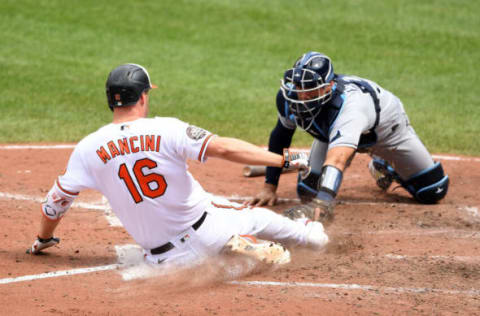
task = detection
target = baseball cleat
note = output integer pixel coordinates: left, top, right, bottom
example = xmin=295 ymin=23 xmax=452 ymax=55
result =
xmin=224 ymin=234 xmax=291 ymax=265
xmin=368 ymin=158 xmax=395 ymax=191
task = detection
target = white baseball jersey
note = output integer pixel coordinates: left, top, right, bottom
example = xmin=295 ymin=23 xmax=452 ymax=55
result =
xmin=55 ymin=117 xmax=214 ymax=250
xmin=43 ymin=116 xmax=328 ymax=265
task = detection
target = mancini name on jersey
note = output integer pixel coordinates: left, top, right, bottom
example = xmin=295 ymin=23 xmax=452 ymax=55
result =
xmin=96 ymin=134 xmax=161 ymax=164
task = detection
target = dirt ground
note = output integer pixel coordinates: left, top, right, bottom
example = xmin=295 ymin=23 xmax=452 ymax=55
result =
xmin=0 ymin=145 xmax=479 ymax=315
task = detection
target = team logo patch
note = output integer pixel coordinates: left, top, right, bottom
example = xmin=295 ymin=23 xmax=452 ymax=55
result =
xmin=44 ymin=205 xmax=56 ymax=217
xmin=186 ymin=125 xmax=207 ymax=140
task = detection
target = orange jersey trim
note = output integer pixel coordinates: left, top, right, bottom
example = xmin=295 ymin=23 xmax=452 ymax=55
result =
xmin=211 ymin=201 xmax=248 ymax=211
xmin=56 ymin=178 xmax=79 ymax=196
xmin=240 ymin=234 xmax=258 ymax=243
xmin=198 ymin=134 xmax=214 ymax=162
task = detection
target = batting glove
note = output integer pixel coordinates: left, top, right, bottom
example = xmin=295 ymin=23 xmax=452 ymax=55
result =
xmin=27 ymin=236 xmax=60 ymax=255
xmin=283 ymin=198 xmax=335 ymax=225
xmin=282 ymin=149 xmax=309 ymax=173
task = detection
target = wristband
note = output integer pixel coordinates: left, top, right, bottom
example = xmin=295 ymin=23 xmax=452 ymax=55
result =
xmin=37 ymin=236 xmax=54 ymax=243
xmin=318 ymin=165 xmax=343 ymax=198
xmin=282 ymin=149 xmax=290 ymax=169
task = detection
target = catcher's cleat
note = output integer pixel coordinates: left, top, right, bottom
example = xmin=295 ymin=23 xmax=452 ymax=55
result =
xmin=224 ymin=235 xmax=291 ymax=265
xmin=283 ymin=198 xmax=335 ymax=225
xmin=368 ymin=158 xmax=397 ymax=191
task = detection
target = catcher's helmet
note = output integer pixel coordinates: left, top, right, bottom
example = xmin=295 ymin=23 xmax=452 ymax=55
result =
xmin=280 ymin=52 xmax=334 ymax=130
xmin=106 ymin=64 xmax=157 ymax=111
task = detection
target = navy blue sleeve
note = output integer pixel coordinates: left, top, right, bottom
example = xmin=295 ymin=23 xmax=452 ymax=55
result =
xmin=265 ymin=91 xmax=296 ymax=185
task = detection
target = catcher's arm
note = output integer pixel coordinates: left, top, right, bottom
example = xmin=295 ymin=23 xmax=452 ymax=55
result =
xmin=283 ymin=146 xmax=355 ymax=224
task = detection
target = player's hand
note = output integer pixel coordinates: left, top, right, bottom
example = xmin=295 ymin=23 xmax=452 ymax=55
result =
xmin=283 ymin=149 xmax=309 ymax=173
xmin=247 ymin=183 xmax=278 ymax=207
xmin=27 ymin=236 xmax=60 ymax=255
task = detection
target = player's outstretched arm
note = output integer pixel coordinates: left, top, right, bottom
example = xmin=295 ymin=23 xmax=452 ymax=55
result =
xmin=205 ymin=136 xmax=308 ymax=171
xmin=206 ymin=136 xmax=284 ymax=167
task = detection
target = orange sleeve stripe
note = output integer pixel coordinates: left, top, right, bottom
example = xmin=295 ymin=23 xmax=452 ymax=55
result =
xmin=40 ymin=207 xmax=62 ymax=222
xmin=240 ymin=234 xmax=258 ymax=244
xmin=197 ymin=134 xmax=214 ymax=162
xmin=56 ymin=178 xmax=79 ymax=196
xmin=211 ymin=201 xmax=248 ymax=211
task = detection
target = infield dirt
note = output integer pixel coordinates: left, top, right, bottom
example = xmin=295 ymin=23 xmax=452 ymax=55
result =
xmin=0 ymin=146 xmax=479 ymax=315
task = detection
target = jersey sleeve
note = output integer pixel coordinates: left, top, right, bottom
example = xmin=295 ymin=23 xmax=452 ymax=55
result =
xmin=328 ymin=92 xmax=375 ymax=150
xmin=174 ymin=120 xmax=214 ymax=163
xmin=57 ymin=141 xmax=97 ymax=194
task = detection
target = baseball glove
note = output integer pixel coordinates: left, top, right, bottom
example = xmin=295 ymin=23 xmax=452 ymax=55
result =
xmin=283 ymin=198 xmax=335 ymax=225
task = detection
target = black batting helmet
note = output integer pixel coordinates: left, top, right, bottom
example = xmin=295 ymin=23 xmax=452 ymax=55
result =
xmin=105 ymin=64 xmax=157 ymax=110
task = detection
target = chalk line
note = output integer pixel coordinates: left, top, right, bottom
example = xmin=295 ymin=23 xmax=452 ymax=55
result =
xmin=0 ymin=245 xmax=141 ymax=285
xmin=0 ymin=144 xmax=76 ymax=149
xmin=384 ymin=254 xmax=480 ymax=263
xmin=0 ymin=264 xmax=119 ymax=285
xmin=0 ymin=192 xmax=121 ymax=227
xmin=3 ymin=244 xmax=480 ymax=300
xmin=2 ymin=191 xmax=478 ymax=229
xmin=228 ymin=280 xmax=480 ymax=297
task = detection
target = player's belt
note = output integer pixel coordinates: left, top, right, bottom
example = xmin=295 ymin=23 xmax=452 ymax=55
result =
xmin=150 ymin=211 xmax=208 ymax=255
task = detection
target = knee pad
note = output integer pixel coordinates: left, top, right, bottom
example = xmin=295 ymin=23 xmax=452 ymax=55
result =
xmin=296 ymin=169 xmax=321 ymax=203
xmin=402 ymin=162 xmax=449 ymax=204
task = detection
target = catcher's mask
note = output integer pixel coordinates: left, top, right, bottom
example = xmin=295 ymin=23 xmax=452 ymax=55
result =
xmin=105 ymin=63 xmax=157 ymax=111
xmin=280 ymin=52 xmax=334 ymax=130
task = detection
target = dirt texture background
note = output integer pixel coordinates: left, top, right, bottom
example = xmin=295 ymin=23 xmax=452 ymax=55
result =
xmin=0 ymin=145 xmax=479 ymax=315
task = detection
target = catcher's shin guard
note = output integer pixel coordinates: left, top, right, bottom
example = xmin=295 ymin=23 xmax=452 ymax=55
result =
xmin=296 ymin=169 xmax=321 ymax=202
xmin=402 ymin=162 xmax=449 ymax=204
xmin=224 ymin=235 xmax=291 ymax=265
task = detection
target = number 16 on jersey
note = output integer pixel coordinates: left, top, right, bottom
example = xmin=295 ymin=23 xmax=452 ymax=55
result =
xmin=118 ymin=158 xmax=167 ymax=203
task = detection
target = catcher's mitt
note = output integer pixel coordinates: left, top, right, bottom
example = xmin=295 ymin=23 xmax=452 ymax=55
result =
xmin=283 ymin=198 xmax=335 ymax=225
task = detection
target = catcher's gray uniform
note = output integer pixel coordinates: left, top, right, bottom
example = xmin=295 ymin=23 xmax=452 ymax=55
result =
xmin=267 ymin=70 xmax=449 ymax=205
xmin=305 ymin=75 xmax=434 ymax=180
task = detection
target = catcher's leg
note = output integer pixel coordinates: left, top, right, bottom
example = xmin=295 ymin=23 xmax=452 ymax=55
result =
xmin=370 ymin=121 xmax=448 ymax=203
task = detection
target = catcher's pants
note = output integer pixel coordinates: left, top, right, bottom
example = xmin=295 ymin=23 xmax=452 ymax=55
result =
xmin=143 ymin=197 xmax=313 ymax=266
xmin=309 ymin=98 xmax=434 ymax=180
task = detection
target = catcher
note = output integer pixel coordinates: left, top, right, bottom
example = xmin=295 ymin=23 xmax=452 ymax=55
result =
xmin=249 ymin=51 xmax=449 ymax=223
